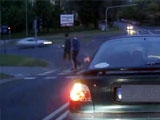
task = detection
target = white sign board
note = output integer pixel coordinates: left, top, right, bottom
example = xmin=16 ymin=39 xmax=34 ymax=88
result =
xmin=60 ymin=14 xmax=74 ymax=27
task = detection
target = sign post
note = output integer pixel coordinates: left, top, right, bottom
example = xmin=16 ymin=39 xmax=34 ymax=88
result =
xmin=1 ymin=26 xmax=8 ymax=55
xmin=0 ymin=9 xmax=1 ymax=41
xmin=33 ymin=19 xmax=37 ymax=47
xmin=8 ymin=27 xmax=11 ymax=40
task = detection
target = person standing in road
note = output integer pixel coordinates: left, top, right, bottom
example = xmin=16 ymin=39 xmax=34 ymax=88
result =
xmin=72 ymin=37 xmax=80 ymax=70
xmin=62 ymin=33 xmax=72 ymax=70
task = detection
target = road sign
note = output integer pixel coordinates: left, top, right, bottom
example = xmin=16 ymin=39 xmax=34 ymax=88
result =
xmin=60 ymin=14 xmax=74 ymax=27
xmin=1 ymin=26 xmax=8 ymax=34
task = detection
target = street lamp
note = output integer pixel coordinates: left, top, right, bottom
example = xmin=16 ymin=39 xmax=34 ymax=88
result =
xmin=105 ymin=4 xmax=138 ymax=30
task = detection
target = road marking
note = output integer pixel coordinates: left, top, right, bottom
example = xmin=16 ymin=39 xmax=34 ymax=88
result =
xmin=42 ymin=102 xmax=69 ymax=120
xmin=136 ymin=30 xmax=140 ymax=35
xmin=65 ymin=76 xmax=78 ymax=79
xmin=38 ymin=70 xmax=57 ymax=76
xmin=153 ymin=29 xmax=160 ymax=31
xmin=0 ymin=108 xmax=1 ymax=120
xmin=14 ymin=74 xmax=23 ymax=76
xmin=12 ymin=74 xmax=26 ymax=78
xmin=58 ymin=72 xmax=67 ymax=75
xmin=45 ymin=76 xmax=57 ymax=79
xmin=58 ymin=69 xmax=72 ymax=75
xmin=56 ymin=110 xmax=69 ymax=120
xmin=147 ymin=30 xmax=154 ymax=35
xmin=24 ymin=77 xmax=36 ymax=80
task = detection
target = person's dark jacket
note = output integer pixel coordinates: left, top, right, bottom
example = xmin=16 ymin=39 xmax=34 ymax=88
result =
xmin=72 ymin=38 xmax=80 ymax=51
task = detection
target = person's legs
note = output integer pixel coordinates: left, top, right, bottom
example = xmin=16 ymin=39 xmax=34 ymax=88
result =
xmin=67 ymin=51 xmax=74 ymax=69
xmin=62 ymin=51 xmax=67 ymax=70
xmin=72 ymin=50 xmax=78 ymax=69
xmin=76 ymin=51 xmax=81 ymax=67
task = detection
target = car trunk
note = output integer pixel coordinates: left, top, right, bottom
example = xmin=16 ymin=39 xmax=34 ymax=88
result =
xmin=80 ymin=72 xmax=160 ymax=113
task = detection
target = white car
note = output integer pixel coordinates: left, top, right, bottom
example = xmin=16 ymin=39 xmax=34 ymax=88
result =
xmin=16 ymin=37 xmax=53 ymax=48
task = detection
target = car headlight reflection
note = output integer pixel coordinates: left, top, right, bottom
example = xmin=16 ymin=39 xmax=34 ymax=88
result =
xmin=43 ymin=41 xmax=52 ymax=45
xmin=116 ymin=88 xmax=122 ymax=101
xmin=127 ymin=25 xmax=133 ymax=30
xmin=127 ymin=29 xmax=136 ymax=35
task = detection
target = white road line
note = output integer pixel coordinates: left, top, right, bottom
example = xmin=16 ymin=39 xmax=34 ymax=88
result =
xmin=147 ymin=30 xmax=154 ymax=35
xmin=136 ymin=30 xmax=140 ymax=35
xmin=42 ymin=102 xmax=69 ymax=120
xmin=153 ymin=29 xmax=160 ymax=31
xmin=24 ymin=77 xmax=36 ymax=80
xmin=58 ymin=72 xmax=67 ymax=75
xmin=38 ymin=70 xmax=57 ymax=76
xmin=58 ymin=70 xmax=72 ymax=75
xmin=65 ymin=76 xmax=78 ymax=79
xmin=45 ymin=77 xmax=57 ymax=79
xmin=0 ymin=108 xmax=1 ymax=120
xmin=14 ymin=74 xmax=23 ymax=76
xmin=56 ymin=110 xmax=69 ymax=120
xmin=12 ymin=74 xmax=25 ymax=78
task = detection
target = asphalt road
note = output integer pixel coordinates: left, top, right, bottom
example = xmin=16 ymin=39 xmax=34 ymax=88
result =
xmin=0 ymin=69 xmax=74 ymax=120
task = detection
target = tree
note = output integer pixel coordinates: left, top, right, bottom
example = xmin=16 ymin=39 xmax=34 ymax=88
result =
xmin=0 ymin=0 xmax=26 ymax=32
xmin=71 ymin=0 xmax=106 ymax=28
xmin=52 ymin=3 xmax=64 ymax=29
xmin=118 ymin=0 xmax=160 ymax=25
xmin=32 ymin=0 xmax=54 ymax=31
xmin=67 ymin=0 xmax=125 ymax=28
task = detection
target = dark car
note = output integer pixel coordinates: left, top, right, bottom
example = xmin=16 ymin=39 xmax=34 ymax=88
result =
xmin=68 ymin=36 xmax=160 ymax=120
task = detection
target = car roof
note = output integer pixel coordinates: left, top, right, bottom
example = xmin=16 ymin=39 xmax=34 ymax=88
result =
xmin=106 ymin=35 xmax=160 ymax=42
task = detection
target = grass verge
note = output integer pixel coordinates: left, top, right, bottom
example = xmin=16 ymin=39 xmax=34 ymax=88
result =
xmin=0 ymin=73 xmax=14 ymax=80
xmin=0 ymin=54 xmax=48 ymax=67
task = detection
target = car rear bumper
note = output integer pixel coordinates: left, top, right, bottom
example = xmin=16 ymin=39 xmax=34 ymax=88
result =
xmin=68 ymin=111 xmax=160 ymax=120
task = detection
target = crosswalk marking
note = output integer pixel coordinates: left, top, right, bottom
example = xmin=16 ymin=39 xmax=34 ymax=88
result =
xmin=24 ymin=77 xmax=36 ymax=80
xmin=45 ymin=77 xmax=57 ymax=79
xmin=65 ymin=76 xmax=78 ymax=79
xmin=58 ymin=72 xmax=68 ymax=75
xmin=136 ymin=31 xmax=140 ymax=35
xmin=147 ymin=30 xmax=154 ymax=35
xmin=58 ymin=69 xmax=71 ymax=75
xmin=38 ymin=70 xmax=57 ymax=76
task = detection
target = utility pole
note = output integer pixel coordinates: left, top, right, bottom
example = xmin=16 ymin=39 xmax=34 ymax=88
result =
xmin=105 ymin=4 xmax=138 ymax=30
xmin=26 ymin=0 xmax=28 ymax=37
xmin=0 ymin=2 xmax=1 ymax=42
xmin=0 ymin=9 xmax=1 ymax=41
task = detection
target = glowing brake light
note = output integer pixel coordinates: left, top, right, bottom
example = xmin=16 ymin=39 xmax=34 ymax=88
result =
xmin=70 ymin=83 xmax=92 ymax=102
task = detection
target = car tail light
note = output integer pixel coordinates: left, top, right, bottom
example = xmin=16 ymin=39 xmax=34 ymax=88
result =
xmin=70 ymin=83 xmax=92 ymax=102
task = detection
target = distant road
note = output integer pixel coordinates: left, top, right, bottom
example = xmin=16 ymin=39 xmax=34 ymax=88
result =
xmin=114 ymin=21 xmax=160 ymax=36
